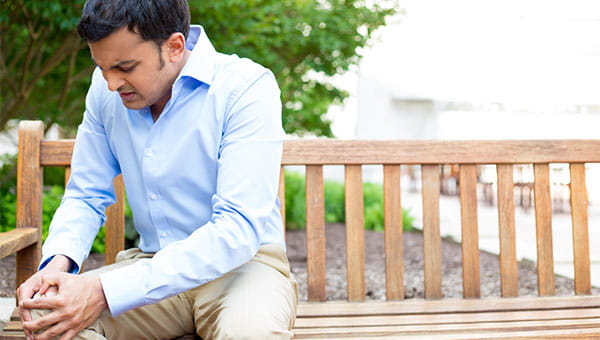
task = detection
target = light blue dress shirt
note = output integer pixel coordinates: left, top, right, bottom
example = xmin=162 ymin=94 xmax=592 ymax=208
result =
xmin=41 ymin=26 xmax=285 ymax=316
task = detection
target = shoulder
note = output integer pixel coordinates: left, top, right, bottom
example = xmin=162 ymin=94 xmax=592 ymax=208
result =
xmin=215 ymin=54 xmax=276 ymax=91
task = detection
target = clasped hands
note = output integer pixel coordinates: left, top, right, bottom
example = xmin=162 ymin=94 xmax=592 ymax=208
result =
xmin=17 ymin=255 xmax=108 ymax=340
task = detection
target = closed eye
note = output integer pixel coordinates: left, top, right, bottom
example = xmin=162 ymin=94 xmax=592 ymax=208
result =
xmin=119 ymin=65 xmax=137 ymax=73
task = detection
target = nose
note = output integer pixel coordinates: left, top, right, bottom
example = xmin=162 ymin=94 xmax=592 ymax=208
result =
xmin=103 ymin=71 xmax=126 ymax=92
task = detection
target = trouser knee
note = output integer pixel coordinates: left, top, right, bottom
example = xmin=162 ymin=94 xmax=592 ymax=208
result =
xmin=210 ymin=313 xmax=294 ymax=340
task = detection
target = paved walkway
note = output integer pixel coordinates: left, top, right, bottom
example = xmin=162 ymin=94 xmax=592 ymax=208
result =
xmin=0 ymin=298 xmax=13 ymax=326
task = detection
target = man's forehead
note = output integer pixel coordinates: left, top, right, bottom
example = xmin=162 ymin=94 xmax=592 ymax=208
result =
xmin=88 ymin=28 xmax=153 ymax=68
xmin=91 ymin=57 xmax=138 ymax=70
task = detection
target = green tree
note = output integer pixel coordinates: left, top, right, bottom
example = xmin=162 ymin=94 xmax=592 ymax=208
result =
xmin=0 ymin=0 xmax=92 ymax=131
xmin=1 ymin=0 xmax=396 ymax=136
xmin=190 ymin=0 xmax=396 ymax=136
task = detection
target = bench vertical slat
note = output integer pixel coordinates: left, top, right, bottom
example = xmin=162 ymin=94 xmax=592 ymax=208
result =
xmin=383 ymin=165 xmax=404 ymax=300
xmin=569 ymin=163 xmax=591 ymax=295
xmin=104 ymin=175 xmax=125 ymax=265
xmin=345 ymin=165 xmax=365 ymax=301
xmin=306 ymin=165 xmax=326 ymax=301
xmin=459 ymin=164 xmax=481 ymax=298
xmin=65 ymin=166 xmax=71 ymax=184
xmin=533 ymin=163 xmax=555 ymax=296
xmin=279 ymin=167 xmax=286 ymax=234
xmin=421 ymin=164 xmax=442 ymax=299
xmin=496 ymin=164 xmax=519 ymax=297
xmin=16 ymin=121 xmax=44 ymax=288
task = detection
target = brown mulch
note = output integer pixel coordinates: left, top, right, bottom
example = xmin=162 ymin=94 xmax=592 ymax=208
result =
xmin=1 ymin=224 xmax=597 ymax=299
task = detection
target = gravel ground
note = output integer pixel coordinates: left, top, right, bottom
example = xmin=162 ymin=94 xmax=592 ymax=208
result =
xmin=286 ymin=224 xmax=598 ymax=300
xmin=1 ymin=223 xmax=597 ymax=299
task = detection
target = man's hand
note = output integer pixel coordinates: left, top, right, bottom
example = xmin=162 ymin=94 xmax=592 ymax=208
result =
xmin=17 ymin=257 xmax=108 ymax=340
xmin=17 ymin=255 xmax=73 ymax=339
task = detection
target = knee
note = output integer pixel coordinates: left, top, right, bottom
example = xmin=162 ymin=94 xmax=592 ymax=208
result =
xmin=211 ymin=313 xmax=293 ymax=340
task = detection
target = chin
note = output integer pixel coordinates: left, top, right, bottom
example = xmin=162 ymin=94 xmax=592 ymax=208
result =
xmin=121 ymin=100 xmax=146 ymax=110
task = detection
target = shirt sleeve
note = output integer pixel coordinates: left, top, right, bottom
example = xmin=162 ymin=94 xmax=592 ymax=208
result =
xmin=99 ymin=70 xmax=284 ymax=316
xmin=40 ymin=69 xmax=120 ymax=273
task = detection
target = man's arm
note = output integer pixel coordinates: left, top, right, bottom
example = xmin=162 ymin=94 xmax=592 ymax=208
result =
xmin=18 ymin=69 xmax=120 ymax=339
xmin=99 ymin=68 xmax=284 ymax=316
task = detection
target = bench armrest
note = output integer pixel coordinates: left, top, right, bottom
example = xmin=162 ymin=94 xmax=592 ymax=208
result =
xmin=0 ymin=228 xmax=40 ymax=259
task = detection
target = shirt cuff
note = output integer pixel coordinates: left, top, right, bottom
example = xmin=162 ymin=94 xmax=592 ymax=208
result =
xmin=99 ymin=261 xmax=149 ymax=316
xmin=38 ymin=254 xmax=79 ymax=274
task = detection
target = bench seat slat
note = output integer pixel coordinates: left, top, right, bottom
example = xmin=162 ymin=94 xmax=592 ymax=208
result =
xmin=294 ymin=307 xmax=600 ymax=328
xmin=291 ymin=328 xmax=600 ymax=340
xmin=570 ymin=162 xmax=591 ymax=295
xmin=344 ymin=165 xmax=365 ymax=301
xmin=459 ymin=164 xmax=481 ymax=298
xmin=533 ymin=163 xmax=555 ymax=296
xmin=383 ymin=165 xmax=403 ymax=300
xmin=292 ymin=318 xmax=600 ymax=338
xmin=296 ymin=296 xmax=600 ymax=316
xmin=495 ymin=164 xmax=518 ymax=297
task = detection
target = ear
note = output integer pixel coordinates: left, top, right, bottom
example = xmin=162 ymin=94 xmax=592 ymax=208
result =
xmin=164 ymin=32 xmax=187 ymax=63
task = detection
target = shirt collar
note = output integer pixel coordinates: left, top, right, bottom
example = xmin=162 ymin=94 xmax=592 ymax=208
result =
xmin=178 ymin=25 xmax=216 ymax=86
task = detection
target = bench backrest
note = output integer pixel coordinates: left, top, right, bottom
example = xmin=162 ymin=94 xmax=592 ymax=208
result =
xmin=15 ymin=120 xmax=600 ymax=301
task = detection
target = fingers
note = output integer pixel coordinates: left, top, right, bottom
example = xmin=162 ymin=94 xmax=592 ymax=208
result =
xmin=29 ymin=321 xmax=72 ymax=340
xmin=17 ymin=303 xmax=33 ymax=338
xmin=38 ymin=272 xmax=64 ymax=294
xmin=17 ymin=277 xmax=41 ymax=303
xmin=21 ymin=309 xmax=62 ymax=333
xmin=17 ymin=276 xmax=42 ymax=338
xmin=21 ymin=295 xmax=64 ymax=310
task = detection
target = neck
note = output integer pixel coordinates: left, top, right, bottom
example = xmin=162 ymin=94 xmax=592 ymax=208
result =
xmin=149 ymin=50 xmax=191 ymax=121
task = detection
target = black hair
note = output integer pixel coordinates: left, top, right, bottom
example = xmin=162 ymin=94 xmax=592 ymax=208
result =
xmin=77 ymin=0 xmax=190 ymax=46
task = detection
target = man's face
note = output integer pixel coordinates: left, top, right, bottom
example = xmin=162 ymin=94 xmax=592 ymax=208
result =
xmin=89 ymin=27 xmax=176 ymax=112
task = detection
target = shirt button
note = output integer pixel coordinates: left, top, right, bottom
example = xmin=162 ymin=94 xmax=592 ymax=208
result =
xmin=160 ymin=232 xmax=168 ymax=237
xmin=149 ymin=193 xmax=158 ymax=200
xmin=145 ymin=149 xmax=154 ymax=157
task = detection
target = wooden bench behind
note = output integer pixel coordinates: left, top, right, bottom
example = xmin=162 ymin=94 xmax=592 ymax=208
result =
xmin=2 ymin=120 xmax=600 ymax=339
xmin=10 ymin=122 xmax=599 ymax=297
xmin=279 ymin=139 xmax=599 ymax=300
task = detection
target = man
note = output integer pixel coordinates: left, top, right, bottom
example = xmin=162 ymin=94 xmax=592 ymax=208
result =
xmin=17 ymin=0 xmax=298 ymax=339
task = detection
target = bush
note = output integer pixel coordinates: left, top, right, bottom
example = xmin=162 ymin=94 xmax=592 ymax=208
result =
xmin=284 ymin=171 xmax=415 ymax=231
xmin=1 ymin=184 xmax=107 ymax=254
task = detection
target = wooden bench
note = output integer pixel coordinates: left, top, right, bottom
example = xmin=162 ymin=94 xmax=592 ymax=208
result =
xmin=2 ymin=120 xmax=600 ymax=339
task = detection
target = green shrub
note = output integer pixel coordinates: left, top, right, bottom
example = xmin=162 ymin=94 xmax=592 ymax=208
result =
xmin=283 ymin=171 xmax=306 ymax=230
xmin=0 ymin=154 xmax=18 ymax=230
xmin=284 ymin=170 xmax=415 ymax=231
xmin=1 ymin=182 xmax=111 ymax=254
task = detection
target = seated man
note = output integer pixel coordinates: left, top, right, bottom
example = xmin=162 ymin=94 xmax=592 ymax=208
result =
xmin=17 ymin=0 xmax=298 ymax=339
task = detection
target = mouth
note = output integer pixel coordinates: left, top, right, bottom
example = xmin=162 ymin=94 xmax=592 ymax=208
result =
xmin=119 ymin=91 xmax=136 ymax=100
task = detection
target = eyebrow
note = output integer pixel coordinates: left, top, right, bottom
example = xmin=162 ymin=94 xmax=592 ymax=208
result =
xmin=92 ymin=58 xmax=138 ymax=70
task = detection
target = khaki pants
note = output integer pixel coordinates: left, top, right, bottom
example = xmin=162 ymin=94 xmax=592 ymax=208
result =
xmin=34 ymin=243 xmax=298 ymax=340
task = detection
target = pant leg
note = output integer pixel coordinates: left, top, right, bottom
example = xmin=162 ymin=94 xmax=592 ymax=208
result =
xmin=80 ymin=249 xmax=196 ymax=340
xmin=189 ymin=243 xmax=299 ymax=340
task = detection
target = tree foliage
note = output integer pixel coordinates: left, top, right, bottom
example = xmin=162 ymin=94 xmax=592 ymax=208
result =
xmin=0 ymin=0 xmax=91 ymax=130
xmin=1 ymin=0 xmax=396 ymax=136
